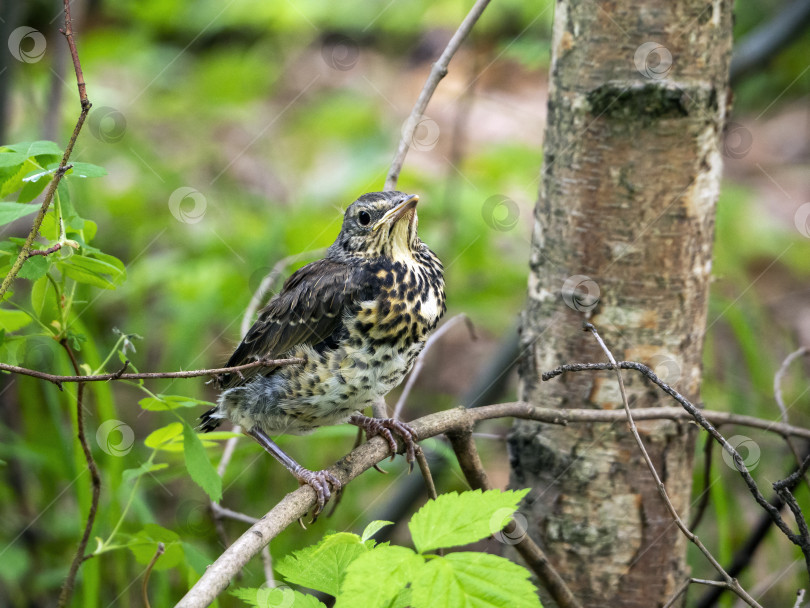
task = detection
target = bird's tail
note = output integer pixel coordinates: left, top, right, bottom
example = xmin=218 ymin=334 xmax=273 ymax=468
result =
xmin=198 ymin=406 xmax=223 ymax=433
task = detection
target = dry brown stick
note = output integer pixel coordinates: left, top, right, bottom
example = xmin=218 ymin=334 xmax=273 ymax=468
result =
xmin=584 ymin=324 xmax=762 ymax=608
xmin=662 ymin=577 xmax=732 ymax=608
xmin=383 ymin=0 xmax=492 ymax=190
xmin=57 ymin=340 xmax=101 ymax=608
xmin=414 ymin=445 xmax=437 ymax=500
xmin=445 ymin=428 xmax=583 ymax=608
xmin=141 ymin=542 xmax=165 ymax=608
xmin=0 ymin=0 xmax=91 ymax=300
xmin=177 ymin=400 xmax=810 ymax=607
xmin=0 ymin=357 xmax=304 ymax=390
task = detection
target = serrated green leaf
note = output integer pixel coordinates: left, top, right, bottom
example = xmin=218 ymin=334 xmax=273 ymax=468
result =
xmin=276 ymin=532 xmax=369 ymax=597
xmin=122 ymin=462 xmax=168 ymax=483
xmin=0 ymin=152 xmax=26 ymax=168
xmin=411 ymin=552 xmax=542 ymax=608
xmin=231 ymin=586 xmax=325 ymax=608
xmin=183 ymin=420 xmax=222 ymax=502
xmin=17 ymin=254 xmax=50 ymax=281
xmin=57 ymin=253 xmax=125 ymax=289
xmin=0 ymin=309 xmax=32 ymax=332
xmin=0 ymin=202 xmax=39 ymax=226
xmin=335 ymin=546 xmax=423 ymax=608
xmin=139 ymin=394 xmax=212 ymax=411
xmin=409 ymin=489 xmax=530 ymax=554
xmin=127 ymin=524 xmax=183 ymax=571
xmin=361 ymin=520 xmax=393 ymax=543
xmin=23 ymin=140 xmax=63 ymax=157
xmin=144 ymin=422 xmax=183 ymax=449
xmin=66 ymin=162 xmax=107 ymax=178
xmin=16 ymin=171 xmax=51 ymax=203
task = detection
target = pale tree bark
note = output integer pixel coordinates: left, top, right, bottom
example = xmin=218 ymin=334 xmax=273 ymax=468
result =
xmin=509 ymin=1 xmax=733 ymax=606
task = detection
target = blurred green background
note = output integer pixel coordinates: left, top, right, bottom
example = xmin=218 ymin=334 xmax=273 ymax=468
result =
xmin=0 ymin=0 xmax=808 ymax=606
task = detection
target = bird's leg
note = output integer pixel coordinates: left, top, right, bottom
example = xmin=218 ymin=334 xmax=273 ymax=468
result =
xmin=348 ymin=413 xmax=418 ymax=472
xmin=247 ymin=427 xmax=341 ymax=519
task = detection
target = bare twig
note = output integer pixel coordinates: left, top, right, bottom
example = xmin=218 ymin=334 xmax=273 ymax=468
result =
xmin=0 ymin=357 xmax=304 ymax=390
xmin=414 ymin=446 xmax=437 ymax=500
xmin=446 ymin=428 xmax=583 ymax=608
xmin=774 ymin=347 xmax=810 ymax=485
xmin=662 ymin=577 xmax=733 ymax=608
xmin=240 ymin=249 xmax=326 ymax=338
xmin=0 ymin=0 xmax=91 ymax=300
xmin=793 ymin=589 xmax=806 ymax=608
xmin=141 ymin=542 xmax=165 ymax=608
xmin=393 ymin=314 xmax=474 ymax=420
xmin=57 ymin=340 xmax=101 ymax=608
xmin=28 ymin=243 xmax=64 ymax=257
xmin=383 ymin=0 xmax=492 ymax=190
xmin=584 ymin=324 xmax=762 ymax=607
xmin=210 ymin=502 xmax=259 ymax=526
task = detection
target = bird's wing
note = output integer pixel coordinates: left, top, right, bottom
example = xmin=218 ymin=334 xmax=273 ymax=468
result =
xmin=219 ymin=258 xmax=368 ymax=388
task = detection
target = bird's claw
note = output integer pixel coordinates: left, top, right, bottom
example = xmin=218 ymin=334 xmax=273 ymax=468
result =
xmin=350 ymin=415 xmax=418 ymax=471
xmin=295 ymin=467 xmax=342 ymax=521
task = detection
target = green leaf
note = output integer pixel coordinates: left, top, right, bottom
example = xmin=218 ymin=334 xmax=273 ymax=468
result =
xmin=409 ymin=489 xmax=530 ymax=554
xmin=17 ymin=254 xmax=50 ymax=281
xmin=0 ymin=152 xmax=27 ymax=168
xmin=361 ymin=520 xmax=393 ymax=543
xmin=127 ymin=524 xmax=183 ymax=571
xmin=231 ymin=587 xmax=325 ymax=608
xmin=22 ymin=140 xmax=63 ymax=157
xmin=30 ymin=275 xmax=53 ymax=318
xmin=411 ymin=552 xmax=542 ymax=608
xmin=122 ymin=462 xmax=168 ymax=484
xmin=182 ymin=542 xmax=212 ymax=576
xmin=276 ymin=532 xmax=370 ymax=597
xmin=182 ymin=420 xmax=222 ymax=502
xmin=336 ymin=546 xmax=423 ymax=608
xmin=57 ymin=253 xmax=126 ymax=289
xmin=139 ymin=394 xmax=213 ymax=411
xmin=144 ymin=422 xmax=184 ymax=450
xmin=22 ymin=166 xmax=58 ymax=183
xmin=0 ymin=309 xmax=32 ymax=332
xmin=0 ymin=202 xmax=39 ymax=226
xmin=66 ymin=162 xmax=107 ymax=178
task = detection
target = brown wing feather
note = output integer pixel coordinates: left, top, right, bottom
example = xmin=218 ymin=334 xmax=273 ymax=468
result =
xmin=219 ymin=258 xmax=361 ymax=388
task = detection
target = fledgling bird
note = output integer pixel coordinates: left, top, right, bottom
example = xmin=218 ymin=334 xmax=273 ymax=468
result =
xmin=200 ymin=191 xmax=446 ymax=515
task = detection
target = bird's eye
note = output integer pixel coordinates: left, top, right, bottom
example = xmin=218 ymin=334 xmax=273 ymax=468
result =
xmin=358 ymin=210 xmax=371 ymax=226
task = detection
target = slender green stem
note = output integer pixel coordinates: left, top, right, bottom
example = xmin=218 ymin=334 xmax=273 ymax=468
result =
xmin=91 ymin=334 xmax=127 ymax=375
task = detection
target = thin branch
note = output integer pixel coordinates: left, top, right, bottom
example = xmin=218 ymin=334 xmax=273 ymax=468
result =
xmin=28 ymin=243 xmax=64 ymax=257
xmin=414 ymin=445 xmax=437 ymax=500
xmin=57 ymin=340 xmax=101 ymax=608
xmin=584 ymin=324 xmax=762 ymax=608
xmin=210 ymin=502 xmax=259 ymax=526
xmin=774 ymin=347 xmax=810 ymax=486
xmin=0 ymin=357 xmax=304 ymax=390
xmin=141 ymin=542 xmax=165 ymax=608
xmin=0 ymin=0 xmax=91 ymax=300
xmin=545 ymin=347 xmax=810 ymax=572
xmin=446 ymin=428 xmax=583 ymax=608
xmin=393 ymin=314 xmax=474 ymax=420
xmin=793 ymin=589 xmax=806 ymax=608
xmin=383 ymin=0 xmax=492 ymax=190
xmin=662 ymin=577 xmax=733 ymax=608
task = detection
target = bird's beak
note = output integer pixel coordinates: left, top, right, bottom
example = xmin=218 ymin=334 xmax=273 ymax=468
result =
xmin=373 ymin=194 xmax=419 ymax=231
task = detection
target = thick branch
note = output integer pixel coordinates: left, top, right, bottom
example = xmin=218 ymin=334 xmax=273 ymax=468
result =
xmin=383 ymin=0 xmax=491 ymax=190
xmin=0 ymin=357 xmax=304 ymax=390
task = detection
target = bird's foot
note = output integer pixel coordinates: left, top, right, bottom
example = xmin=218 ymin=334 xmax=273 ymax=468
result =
xmin=349 ymin=414 xmax=418 ymax=472
xmin=294 ymin=467 xmax=342 ymax=521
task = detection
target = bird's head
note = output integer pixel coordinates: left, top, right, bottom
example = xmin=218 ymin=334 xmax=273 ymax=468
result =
xmin=329 ymin=191 xmax=421 ymax=261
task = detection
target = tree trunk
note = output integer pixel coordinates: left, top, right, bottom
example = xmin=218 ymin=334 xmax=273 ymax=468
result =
xmin=509 ymin=2 xmax=733 ymax=606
